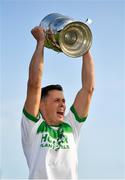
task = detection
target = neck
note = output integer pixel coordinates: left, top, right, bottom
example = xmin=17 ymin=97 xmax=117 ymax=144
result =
xmin=46 ymin=118 xmax=64 ymax=126
xmin=41 ymin=113 xmax=63 ymax=126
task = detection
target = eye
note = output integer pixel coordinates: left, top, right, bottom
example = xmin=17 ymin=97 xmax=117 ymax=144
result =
xmin=62 ymin=99 xmax=65 ymax=103
xmin=55 ymin=98 xmax=60 ymax=102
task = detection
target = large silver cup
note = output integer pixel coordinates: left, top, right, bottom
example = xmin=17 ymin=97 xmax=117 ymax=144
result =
xmin=40 ymin=13 xmax=92 ymax=58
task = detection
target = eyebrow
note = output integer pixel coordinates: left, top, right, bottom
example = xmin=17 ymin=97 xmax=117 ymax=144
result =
xmin=54 ymin=98 xmax=65 ymax=101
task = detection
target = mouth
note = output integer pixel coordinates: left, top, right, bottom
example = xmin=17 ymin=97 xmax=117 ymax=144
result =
xmin=57 ymin=111 xmax=64 ymax=118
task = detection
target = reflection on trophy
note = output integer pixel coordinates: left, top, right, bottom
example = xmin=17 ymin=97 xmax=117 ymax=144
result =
xmin=40 ymin=13 xmax=92 ymax=58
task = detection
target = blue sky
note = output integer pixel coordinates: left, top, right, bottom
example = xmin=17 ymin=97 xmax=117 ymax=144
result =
xmin=1 ymin=0 xmax=125 ymax=179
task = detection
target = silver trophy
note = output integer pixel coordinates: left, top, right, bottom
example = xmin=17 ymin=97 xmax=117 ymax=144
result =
xmin=40 ymin=13 xmax=92 ymax=58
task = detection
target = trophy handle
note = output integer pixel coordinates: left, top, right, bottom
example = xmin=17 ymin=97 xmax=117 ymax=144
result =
xmin=85 ymin=18 xmax=93 ymax=25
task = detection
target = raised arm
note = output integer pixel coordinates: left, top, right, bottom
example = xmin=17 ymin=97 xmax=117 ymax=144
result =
xmin=73 ymin=51 xmax=95 ymax=118
xmin=24 ymin=27 xmax=45 ymax=117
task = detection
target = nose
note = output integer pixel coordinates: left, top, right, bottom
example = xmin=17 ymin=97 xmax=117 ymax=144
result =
xmin=60 ymin=101 xmax=66 ymax=109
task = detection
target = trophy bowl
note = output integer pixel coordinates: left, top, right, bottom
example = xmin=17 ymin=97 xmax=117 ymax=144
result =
xmin=40 ymin=13 xmax=92 ymax=57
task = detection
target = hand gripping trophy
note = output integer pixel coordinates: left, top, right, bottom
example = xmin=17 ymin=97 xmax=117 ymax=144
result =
xmin=40 ymin=13 xmax=92 ymax=58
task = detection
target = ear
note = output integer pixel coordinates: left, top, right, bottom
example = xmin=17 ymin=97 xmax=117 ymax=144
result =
xmin=40 ymin=100 xmax=45 ymax=112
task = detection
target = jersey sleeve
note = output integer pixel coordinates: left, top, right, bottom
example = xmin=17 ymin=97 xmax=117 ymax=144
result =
xmin=21 ymin=108 xmax=42 ymax=144
xmin=65 ymin=105 xmax=87 ymax=144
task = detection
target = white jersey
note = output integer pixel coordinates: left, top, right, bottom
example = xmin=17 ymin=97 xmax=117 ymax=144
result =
xmin=21 ymin=105 xmax=87 ymax=179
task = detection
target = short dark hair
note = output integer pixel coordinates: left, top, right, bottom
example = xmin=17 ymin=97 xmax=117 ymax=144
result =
xmin=41 ymin=84 xmax=63 ymax=99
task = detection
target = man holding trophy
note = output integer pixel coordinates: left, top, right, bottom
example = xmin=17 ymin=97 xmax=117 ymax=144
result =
xmin=21 ymin=13 xmax=95 ymax=179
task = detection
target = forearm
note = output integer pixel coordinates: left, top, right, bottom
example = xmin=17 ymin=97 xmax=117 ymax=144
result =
xmin=28 ymin=41 xmax=44 ymax=87
xmin=82 ymin=51 xmax=95 ymax=93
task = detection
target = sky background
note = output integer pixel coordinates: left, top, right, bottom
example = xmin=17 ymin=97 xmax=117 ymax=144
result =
xmin=1 ymin=0 xmax=125 ymax=179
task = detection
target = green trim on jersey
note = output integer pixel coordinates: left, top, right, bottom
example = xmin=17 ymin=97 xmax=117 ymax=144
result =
xmin=70 ymin=105 xmax=87 ymax=123
xmin=23 ymin=108 xmax=40 ymax=123
xmin=37 ymin=121 xmax=72 ymax=139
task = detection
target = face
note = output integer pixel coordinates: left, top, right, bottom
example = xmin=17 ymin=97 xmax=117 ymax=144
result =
xmin=40 ymin=90 xmax=66 ymax=124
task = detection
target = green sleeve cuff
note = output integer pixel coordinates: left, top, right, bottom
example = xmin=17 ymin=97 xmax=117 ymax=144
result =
xmin=70 ymin=105 xmax=87 ymax=123
xmin=23 ymin=108 xmax=40 ymax=123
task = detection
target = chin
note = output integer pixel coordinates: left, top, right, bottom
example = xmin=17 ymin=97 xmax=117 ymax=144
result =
xmin=57 ymin=117 xmax=64 ymax=123
xmin=60 ymin=118 xmax=65 ymax=123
